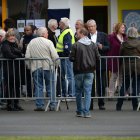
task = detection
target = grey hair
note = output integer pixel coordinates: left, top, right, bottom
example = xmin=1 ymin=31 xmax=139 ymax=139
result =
xmin=76 ymin=19 xmax=84 ymax=25
xmin=86 ymin=19 xmax=96 ymax=26
xmin=48 ymin=19 xmax=57 ymax=29
xmin=60 ymin=17 xmax=70 ymax=27
xmin=127 ymin=27 xmax=138 ymax=38
xmin=37 ymin=27 xmax=48 ymax=37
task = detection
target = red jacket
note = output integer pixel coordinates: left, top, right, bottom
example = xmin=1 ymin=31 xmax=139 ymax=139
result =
xmin=107 ymin=32 xmax=127 ymax=72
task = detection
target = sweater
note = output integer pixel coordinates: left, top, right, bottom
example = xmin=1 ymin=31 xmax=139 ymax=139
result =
xmin=25 ymin=37 xmax=59 ymax=72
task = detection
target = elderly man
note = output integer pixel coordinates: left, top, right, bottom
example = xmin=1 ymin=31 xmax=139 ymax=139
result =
xmin=87 ymin=19 xmax=109 ymax=110
xmin=74 ymin=19 xmax=84 ymax=41
xmin=56 ymin=17 xmax=75 ymax=98
xmin=47 ymin=19 xmax=61 ymax=97
xmin=25 ymin=27 xmax=59 ymax=111
xmin=48 ymin=19 xmax=58 ymax=47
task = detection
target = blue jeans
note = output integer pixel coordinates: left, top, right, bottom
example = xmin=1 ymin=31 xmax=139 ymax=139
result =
xmin=33 ymin=68 xmax=56 ymax=108
xmin=116 ymin=73 xmax=140 ymax=109
xmin=61 ymin=58 xmax=75 ymax=96
xmin=75 ymin=73 xmax=94 ymax=115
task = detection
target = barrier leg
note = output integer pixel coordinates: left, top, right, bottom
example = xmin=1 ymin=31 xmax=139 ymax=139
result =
xmin=45 ymin=100 xmax=50 ymax=111
xmin=137 ymin=101 xmax=140 ymax=111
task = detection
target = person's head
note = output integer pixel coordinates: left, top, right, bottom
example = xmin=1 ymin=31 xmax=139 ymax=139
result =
xmin=5 ymin=29 xmax=16 ymax=43
xmin=30 ymin=25 xmax=37 ymax=34
xmin=114 ymin=23 xmax=126 ymax=35
xmin=0 ymin=29 xmax=6 ymax=42
xmin=86 ymin=19 xmax=97 ymax=34
xmin=75 ymin=19 xmax=84 ymax=31
xmin=59 ymin=17 xmax=70 ymax=30
xmin=4 ymin=18 xmax=15 ymax=31
xmin=37 ymin=27 xmax=48 ymax=38
xmin=127 ymin=27 xmax=139 ymax=38
xmin=76 ymin=27 xmax=89 ymax=40
xmin=24 ymin=25 xmax=33 ymax=36
xmin=48 ymin=19 xmax=58 ymax=31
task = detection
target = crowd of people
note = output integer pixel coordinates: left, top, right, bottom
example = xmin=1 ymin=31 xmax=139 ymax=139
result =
xmin=0 ymin=17 xmax=140 ymax=118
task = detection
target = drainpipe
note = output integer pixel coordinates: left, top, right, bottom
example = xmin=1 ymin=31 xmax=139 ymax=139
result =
xmin=2 ymin=0 xmax=7 ymax=29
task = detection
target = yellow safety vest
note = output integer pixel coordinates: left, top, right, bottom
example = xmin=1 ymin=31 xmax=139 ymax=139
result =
xmin=56 ymin=28 xmax=75 ymax=52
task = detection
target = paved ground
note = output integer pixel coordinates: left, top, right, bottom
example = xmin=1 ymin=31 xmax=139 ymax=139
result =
xmin=0 ymin=99 xmax=140 ymax=136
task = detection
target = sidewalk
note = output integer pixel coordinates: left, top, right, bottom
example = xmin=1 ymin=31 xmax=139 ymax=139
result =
xmin=0 ymin=100 xmax=140 ymax=136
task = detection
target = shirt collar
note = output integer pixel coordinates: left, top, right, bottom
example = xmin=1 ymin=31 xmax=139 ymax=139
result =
xmin=90 ymin=31 xmax=97 ymax=36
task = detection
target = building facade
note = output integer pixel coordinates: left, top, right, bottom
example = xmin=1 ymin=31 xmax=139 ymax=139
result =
xmin=1 ymin=0 xmax=140 ymax=33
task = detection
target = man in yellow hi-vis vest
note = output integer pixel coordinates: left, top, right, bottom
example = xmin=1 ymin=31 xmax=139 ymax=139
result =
xmin=56 ymin=17 xmax=75 ymax=98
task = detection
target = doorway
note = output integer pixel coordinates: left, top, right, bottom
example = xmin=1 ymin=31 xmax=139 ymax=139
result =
xmin=84 ymin=6 xmax=108 ymax=33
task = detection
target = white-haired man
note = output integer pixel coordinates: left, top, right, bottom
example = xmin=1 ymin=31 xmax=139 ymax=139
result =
xmin=87 ymin=19 xmax=109 ymax=110
xmin=56 ymin=17 xmax=75 ymax=98
xmin=47 ymin=19 xmax=61 ymax=97
xmin=48 ymin=19 xmax=58 ymax=47
xmin=25 ymin=27 xmax=59 ymax=111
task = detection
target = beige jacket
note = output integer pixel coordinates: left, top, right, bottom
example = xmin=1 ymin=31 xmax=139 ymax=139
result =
xmin=25 ymin=37 xmax=59 ymax=72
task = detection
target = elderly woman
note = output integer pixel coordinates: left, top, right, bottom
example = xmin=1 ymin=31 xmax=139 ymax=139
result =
xmin=116 ymin=27 xmax=140 ymax=111
xmin=1 ymin=29 xmax=24 ymax=111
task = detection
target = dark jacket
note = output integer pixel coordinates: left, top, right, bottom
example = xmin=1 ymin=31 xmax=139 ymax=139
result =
xmin=88 ymin=31 xmax=109 ymax=70
xmin=48 ymin=28 xmax=58 ymax=47
xmin=69 ymin=38 xmax=100 ymax=75
xmin=22 ymin=34 xmax=36 ymax=55
xmin=120 ymin=37 xmax=140 ymax=75
xmin=1 ymin=40 xmax=23 ymax=85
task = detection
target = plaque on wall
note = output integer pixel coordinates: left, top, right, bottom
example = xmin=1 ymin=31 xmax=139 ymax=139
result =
xmin=122 ymin=10 xmax=140 ymax=32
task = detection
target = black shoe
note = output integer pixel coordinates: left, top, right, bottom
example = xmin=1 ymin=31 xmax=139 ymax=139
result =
xmin=99 ymin=106 xmax=105 ymax=110
xmin=34 ymin=108 xmax=45 ymax=111
xmin=116 ymin=106 xmax=121 ymax=111
xmin=49 ymin=107 xmax=56 ymax=111
xmin=7 ymin=107 xmax=19 ymax=111
xmin=15 ymin=106 xmax=24 ymax=111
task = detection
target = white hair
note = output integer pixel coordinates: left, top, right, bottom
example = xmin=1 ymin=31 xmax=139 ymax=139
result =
xmin=48 ymin=19 xmax=58 ymax=29
xmin=127 ymin=27 xmax=138 ymax=38
xmin=37 ymin=27 xmax=48 ymax=37
xmin=0 ymin=29 xmax=6 ymax=40
xmin=60 ymin=17 xmax=70 ymax=27
xmin=86 ymin=19 xmax=96 ymax=26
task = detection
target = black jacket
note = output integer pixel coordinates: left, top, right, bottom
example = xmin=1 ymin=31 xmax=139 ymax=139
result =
xmin=48 ymin=28 xmax=58 ymax=47
xmin=1 ymin=40 xmax=23 ymax=85
xmin=69 ymin=41 xmax=100 ymax=75
xmin=88 ymin=31 xmax=109 ymax=70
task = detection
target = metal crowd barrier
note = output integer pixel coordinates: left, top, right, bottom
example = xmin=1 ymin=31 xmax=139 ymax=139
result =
xmin=0 ymin=58 xmax=55 ymax=108
xmin=0 ymin=56 xmax=140 ymax=111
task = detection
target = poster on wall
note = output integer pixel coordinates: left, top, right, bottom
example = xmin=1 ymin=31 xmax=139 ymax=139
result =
xmin=35 ymin=19 xmax=46 ymax=28
xmin=17 ymin=20 xmax=25 ymax=32
xmin=26 ymin=19 xmax=35 ymax=26
xmin=122 ymin=10 xmax=140 ymax=32
xmin=27 ymin=0 xmax=43 ymax=19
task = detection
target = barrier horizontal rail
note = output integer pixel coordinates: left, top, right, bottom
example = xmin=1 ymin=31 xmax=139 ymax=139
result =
xmin=0 ymin=56 xmax=140 ymax=100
